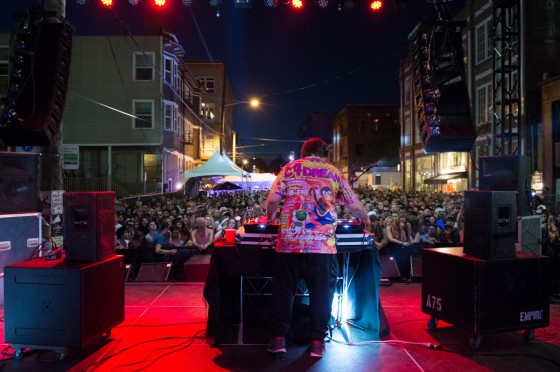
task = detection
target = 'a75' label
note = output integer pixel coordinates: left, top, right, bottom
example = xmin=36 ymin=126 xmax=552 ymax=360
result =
xmin=425 ymin=294 xmax=442 ymax=311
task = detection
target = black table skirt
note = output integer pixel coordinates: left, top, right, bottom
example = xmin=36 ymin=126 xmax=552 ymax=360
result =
xmin=203 ymin=244 xmax=389 ymax=345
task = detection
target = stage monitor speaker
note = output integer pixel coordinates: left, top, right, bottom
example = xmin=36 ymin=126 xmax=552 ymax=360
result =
xmin=464 ymin=190 xmax=517 ymax=259
xmin=0 ymin=152 xmax=40 ymax=215
xmin=0 ymin=22 xmax=73 ymax=146
xmin=63 ymin=191 xmax=115 ymax=261
xmin=410 ymin=255 xmax=422 ymax=278
xmin=379 ymin=255 xmax=401 ymax=278
xmin=135 ymin=262 xmax=172 ymax=282
xmin=479 ymin=155 xmax=531 ymax=216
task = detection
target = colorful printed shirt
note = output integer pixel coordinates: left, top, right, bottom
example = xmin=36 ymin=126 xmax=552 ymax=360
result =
xmin=270 ymin=156 xmax=360 ymax=254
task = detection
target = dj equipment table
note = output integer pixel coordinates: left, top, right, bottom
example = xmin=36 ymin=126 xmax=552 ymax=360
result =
xmin=204 ymin=231 xmax=388 ymax=345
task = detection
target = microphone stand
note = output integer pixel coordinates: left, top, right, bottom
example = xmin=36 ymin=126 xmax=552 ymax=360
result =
xmin=352 ymin=168 xmax=372 ymax=186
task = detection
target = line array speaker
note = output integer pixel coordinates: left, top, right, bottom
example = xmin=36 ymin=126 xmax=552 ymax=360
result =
xmin=0 ymin=22 xmax=73 ymax=146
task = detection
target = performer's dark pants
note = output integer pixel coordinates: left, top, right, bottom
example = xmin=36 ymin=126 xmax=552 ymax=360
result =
xmin=268 ymin=252 xmax=338 ymax=342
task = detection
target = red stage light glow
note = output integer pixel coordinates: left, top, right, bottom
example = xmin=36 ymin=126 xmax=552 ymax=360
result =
xmin=370 ymin=0 xmax=382 ymax=10
xmin=292 ymin=0 xmax=303 ymax=8
xmin=154 ymin=0 xmax=166 ymax=6
xmin=101 ymin=0 xmax=113 ymax=6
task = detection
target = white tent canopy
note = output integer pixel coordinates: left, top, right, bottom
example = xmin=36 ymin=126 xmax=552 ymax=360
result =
xmin=223 ymin=172 xmax=276 ymax=190
xmin=184 ymin=149 xmax=250 ymax=179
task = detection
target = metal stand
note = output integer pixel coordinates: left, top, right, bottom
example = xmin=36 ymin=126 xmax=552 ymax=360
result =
xmin=332 ymin=252 xmax=354 ymax=343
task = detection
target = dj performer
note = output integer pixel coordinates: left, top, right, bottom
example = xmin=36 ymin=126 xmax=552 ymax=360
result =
xmin=265 ymin=137 xmax=370 ymax=358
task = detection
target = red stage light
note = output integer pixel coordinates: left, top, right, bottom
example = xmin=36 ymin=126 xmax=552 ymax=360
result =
xmin=292 ymin=0 xmax=303 ymax=8
xmin=101 ymin=0 xmax=113 ymax=6
xmin=154 ymin=0 xmax=166 ymax=5
xmin=370 ymin=0 xmax=382 ymax=11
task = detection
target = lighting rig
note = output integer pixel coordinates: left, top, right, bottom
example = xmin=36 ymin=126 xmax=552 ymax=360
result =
xmin=76 ymin=0 xmax=385 ymax=11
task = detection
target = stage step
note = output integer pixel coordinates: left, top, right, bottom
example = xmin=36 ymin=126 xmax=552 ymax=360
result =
xmin=184 ymin=254 xmax=211 ymax=282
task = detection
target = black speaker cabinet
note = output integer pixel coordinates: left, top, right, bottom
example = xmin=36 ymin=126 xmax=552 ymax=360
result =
xmin=0 ymin=22 xmax=72 ymax=146
xmin=135 ymin=262 xmax=172 ymax=282
xmin=0 ymin=212 xmax=42 ymax=275
xmin=380 ymin=255 xmax=401 ymax=278
xmin=410 ymin=255 xmax=422 ymax=278
xmin=63 ymin=191 xmax=115 ymax=261
xmin=4 ymin=255 xmax=124 ymax=349
xmin=464 ymin=190 xmax=517 ymax=259
xmin=479 ymin=155 xmax=531 ymax=216
xmin=0 ymin=152 xmax=40 ymax=215
xmin=422 ymin=248 xmax=549 ymax=339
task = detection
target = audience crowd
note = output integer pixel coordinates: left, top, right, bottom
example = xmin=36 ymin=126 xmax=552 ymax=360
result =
xmin=114 ymin=187 xmax=558 ymax=281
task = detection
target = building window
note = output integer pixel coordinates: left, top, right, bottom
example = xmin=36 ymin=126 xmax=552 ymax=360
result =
xmin=475 ymin=17 xmax=492 ymax=64
xmin=164 ymin=102 xmax=172 ymax=131
xmin=197 ymin=77 xmax=215 ymax=94
xmin=200 ymin=102 xmax=215 ymax=121
xmin=133 ymin=100 xmax=154 ymax=129
xmin=476 ymin=83 xmax=491 ymax=125
xmin=134 ymin=52 xmax=155 ymax=81
xmin=184 ymin=118 xmax=194 ymax=143
xmin=163 ymin=55 xmax=179 ymax=90
xmin=163 ymin=101 xmax=180 ymax=132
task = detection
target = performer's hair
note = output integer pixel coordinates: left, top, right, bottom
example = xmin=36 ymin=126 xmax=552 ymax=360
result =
xmin=301 ymin=137 xmax=329 ymax=158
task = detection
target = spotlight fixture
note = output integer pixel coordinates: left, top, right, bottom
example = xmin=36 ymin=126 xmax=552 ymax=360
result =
xmin=76 ymin=0 xmax=89 ymax=5
xmin=209 ymin=0 xmax=220 ymax=6
xmin=182 ymin=0 xmax=193 ymax=5
xmin=129 ymin=0 xmax=141 ymax=4
xmin=317 ymin=0 xmax=328 ymax=8
xmin=264 ymin=0 xmax=276 ymax=7
xmin=292 ymin=0 xmax=303 ymax=8
xmin=100 ymin=0 xmax=113 ymax=6
xmin=154 ymin=0 xmax=166 ymax=6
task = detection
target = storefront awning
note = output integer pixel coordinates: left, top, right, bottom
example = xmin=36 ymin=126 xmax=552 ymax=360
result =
xmin=424 ymin=172 xmax=467 ymax=185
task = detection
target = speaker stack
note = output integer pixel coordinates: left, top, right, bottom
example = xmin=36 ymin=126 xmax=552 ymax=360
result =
xmin=479 ymin=155 xmax=531 ymax=217
xmin=63 ymin=191 xmax=116 ymax=262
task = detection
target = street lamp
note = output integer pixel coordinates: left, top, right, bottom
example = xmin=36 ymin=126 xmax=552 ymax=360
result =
xmin=220 ymin=98 xmax=261 ymax=154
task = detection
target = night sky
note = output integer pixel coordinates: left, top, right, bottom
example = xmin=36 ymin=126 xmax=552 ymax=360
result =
xmin=1 ymin=0 xmax=464 ymax=162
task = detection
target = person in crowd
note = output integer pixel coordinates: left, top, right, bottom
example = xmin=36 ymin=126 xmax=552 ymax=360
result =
xmin=168 ymin=225 xmax=187 ymax=248
xmin=215 ymin=217 xmax=239 ymax=240
xmin=369 ymin=213 xmax=388 ymax=251
xmin=440 ymin=224 xmax=461 ymax=247
xmin=265 ymin=138 xmax=370 ymax=358
xmin=116 ymin=226 xmax=130 ymax=249
xmin=548 ymin=215 xmax=560 ymax=246
xmin=191 ymin=216 xmax=215 ymax=254
xmin=385 ymin=216 xmax=413 ymax=279
xmin=145 ymin=221 xmax=174 ymax=261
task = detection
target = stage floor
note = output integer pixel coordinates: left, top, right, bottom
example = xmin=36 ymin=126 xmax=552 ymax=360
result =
xmin=0 ymin=282 xmax=559 ymax=371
